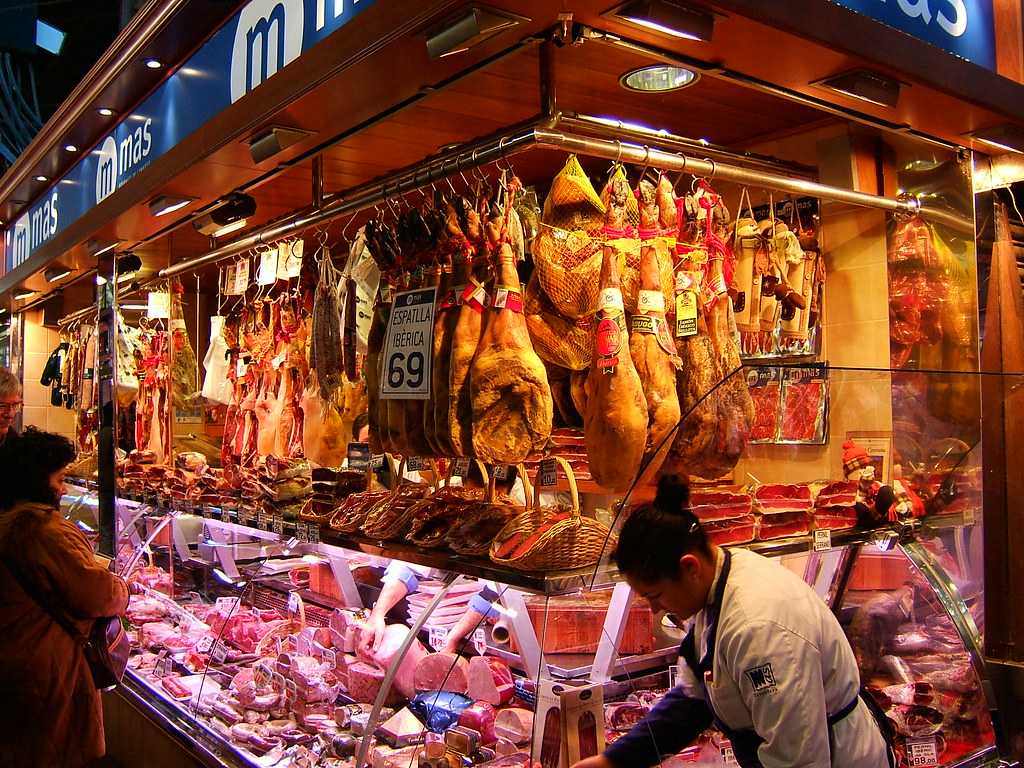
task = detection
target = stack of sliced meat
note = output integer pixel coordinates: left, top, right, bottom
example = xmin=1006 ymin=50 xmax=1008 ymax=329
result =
xmin=689 ymin=489 xmax=755 ymax=545
xmin=754 ymin=483 xmax=812 ymax=540
xmin=255 ymin=456 xmax=312 ymax=521
xmin=812 ymin=480 xmax=859 ymax=531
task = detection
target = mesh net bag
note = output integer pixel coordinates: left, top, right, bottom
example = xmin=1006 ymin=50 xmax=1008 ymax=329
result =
xmin=542 ymin=154 xmax=606 ymax=232
xmin=532 ymin=225 xmax=603 ymax=319
xmin=524 ymin=272 xmax=594 ymax=370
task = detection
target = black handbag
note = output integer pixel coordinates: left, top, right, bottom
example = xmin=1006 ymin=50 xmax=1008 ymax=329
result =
xmin=2 ymin=557 xmax=130 ymax=691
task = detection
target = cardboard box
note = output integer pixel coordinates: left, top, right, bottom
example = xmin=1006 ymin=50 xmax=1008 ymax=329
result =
xmin=532 ymin=680 xmax=604 ymax=768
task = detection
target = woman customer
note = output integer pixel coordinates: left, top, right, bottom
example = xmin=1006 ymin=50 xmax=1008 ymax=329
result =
xmin=0 ymin=428 xmax=130 ymax=767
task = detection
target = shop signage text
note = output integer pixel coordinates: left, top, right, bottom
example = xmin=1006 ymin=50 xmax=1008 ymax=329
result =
xmin=5 ymin=0 xmax=375 ymax=272
xmin=832 ymin=0 xmax=994 ymax=69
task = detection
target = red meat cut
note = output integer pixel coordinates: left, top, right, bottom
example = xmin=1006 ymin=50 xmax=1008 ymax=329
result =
xmin=414 ymin=652 xmax=470 ymax=694
xmin=467 ymin=656 xmax=514 ymax=706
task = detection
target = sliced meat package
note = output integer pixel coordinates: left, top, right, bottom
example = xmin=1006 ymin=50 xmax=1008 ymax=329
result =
xmin=702 ymin=515 xmax=757 ymax=546
xmin=756 ymin=510 xmax=810 ymax=540
xmin=754 ymin=483 xmax=812 ymax=514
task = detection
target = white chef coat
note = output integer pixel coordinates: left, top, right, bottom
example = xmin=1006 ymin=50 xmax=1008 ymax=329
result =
xmin=679 ymin=548 xmax=889 ymax=768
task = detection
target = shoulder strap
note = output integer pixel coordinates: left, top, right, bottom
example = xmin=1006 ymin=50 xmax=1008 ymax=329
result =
xmin=1 ymin=555 xmax=87 ymax=646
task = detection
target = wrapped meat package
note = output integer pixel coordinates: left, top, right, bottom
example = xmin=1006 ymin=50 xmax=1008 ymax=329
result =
xmin=459 ymin=701 xmax=498 ymax=744
xmin=702 ymin=515 xmax=756 ymax=546
xmin=757 ymin=510 xmax=810 ymax=540
xmin=409 ymin=691 xmax=474 ymax=732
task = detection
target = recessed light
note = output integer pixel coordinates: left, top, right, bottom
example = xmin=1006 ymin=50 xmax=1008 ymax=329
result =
xmin=64 ymin=144 xmax=78 ymax=153
xmin=148 ymin=194 xmax=195 ymax=217
xmin=13 ymin=289 xmax=36 ymax=301
xmin=97 ymin=107 xmax=115 ymax=117
xmin=964 ymin=124 xmax=1024 ymax=154
xmin=814 ymin=69 xmax=901 ymax=108
xmin=610 ymin=0 xmax=715 ymax=42
xmin=620 ymin=64 xmax=699 ymax=92
xmin=144 ymin=58 xmax=162 ymax=69
xmin=425 ymin=6 xmax=528 ymax=59
xmin=34 ymin=175 xmax=48 ymax=182
xmin=45 ymin=266 xmax=72 ymax=282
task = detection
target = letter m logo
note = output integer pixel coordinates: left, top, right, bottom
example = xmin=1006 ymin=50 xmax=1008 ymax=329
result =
xmin=230 ymin=0 xmax=304 ymax=103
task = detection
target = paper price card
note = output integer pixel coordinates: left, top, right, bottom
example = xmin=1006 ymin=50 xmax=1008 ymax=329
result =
xmin=370 ymin=454 xmax=386 ymax=470
xmin=493 ymin=465 xmax=510 ymax=481
xmin=472 ymin=628 xmax=487 ymax=655
xmin=813 ymin=528 xmax=832 ymax=552
xmin=222 ymin=262 xmax=240 ymax=296
xmin=277 ymin=239 xmax=303 ymax=280
xmin=195 ymin=635 xmax=214 ymax=654
xmin=539 ymin=458 xmax=558 ymax=487
xmin=211 ymin=642 xmax=229 ymax=665
xmin=296 ymin=521 xmax=309 ymax=543
xmin=232 ymin=259 xmax=250 ymax=295
xmin=216 ymin=597 xmax=241 ymax=614
xmin=147 ymin=291 xmax=170 ymax=320
xmin=272 ymin=514 xmax=285 ymax=535
xmin=379 ymin=287 xmax=437 ymax=399
xmin=155 ymin=651 xmax=172 ymax=678
xmin=221 ymin=507 xmax=231 ymax=523
xmin=257 ymin=246 xmax=279 ymax=286
xmin=428 ymin=626 xmax=449 ymax=651
xmin=451 ymin=457 xmax=471 ymax=478
xmin=720 ymin=744 xmax=738 ymax=766
xmin=407 ymin=455 xmax=426 ymax=472
xmin=323 ymin=648 xmax=337 ymax=668
xmin=907 ymin=737 xmax=939 ymax=767
xmin=308 ymin=525 xmax=320 ymax=545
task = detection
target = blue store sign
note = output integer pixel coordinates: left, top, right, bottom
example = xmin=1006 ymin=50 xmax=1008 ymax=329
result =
xmin=832 ymin=0 xmax=995 ymax=70
xmin=5 ymin=0 xmax=375 ymax=272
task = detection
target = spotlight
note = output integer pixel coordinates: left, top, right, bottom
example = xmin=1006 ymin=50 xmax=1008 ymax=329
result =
xmin=64 ymin=144 xmax=78 ymax=153
xmin=13 ymin=289 xmax=36 ymax=301
xmin=620 ymin=64 xmax=699 ymax=92
xmin=97 ymin=107 xmax=115 ymax=117
xmin=426 ymin=5 xmax=527 ymax=59
xmin=45 ymin=266 xmax=72 ymax=283
xmin=609 ymin=0 xmax=715 ymax=42
xmin=144 ymin=58 xmax=162 ymax=69
xmin=814 ymin=69 xmax=901 ymax=108
xmin=34 ymin=175 xmax=48 ymax=182
xmin=148 ymin=194 xmax=195 ymax=217
xmin=192 ymin=192 xmax=256 ymax=237
xmin=116 ymin=253 xmax=143 ymax=283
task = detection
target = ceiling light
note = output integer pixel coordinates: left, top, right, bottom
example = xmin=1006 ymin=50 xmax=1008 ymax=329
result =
xmin=13 ymin=289 xmax=36 ymax=301
xmin=116 ymin=253 xmax=143 ymax=282
xmin=119 ymin=304 xmax=148 ymax=311
xmin=620 ymin=64 xmax=699 ymax=92
xmin=144 ymin=58 xmax=162 ymax=69
xmin=148 ymin=194 xmax=195 ymax=217
xmin=964 ymin=124 xmax=1024 ymax=154
xmin=610 ymin=0 xmax=715 ymax=42
xmin=34 ymin=175 xmax=48 ymax=182
xmin=426 ymin=6 xmax=527 ymax=59
xmin=248 ymin=126 xmax=313 ymax=164
xmin=814 ymin=69 xmax=901 ymax=108
xmin=64 ymin=144 xmax=78 ymax=153
xmin=44 ymin=266 xmax=72 ymax=283
xmin=192 ymin=192 xmax=256 ymax=236
xmin=87 ymin=239 xmax=119 ymax=257
xmin=97 ymin=107 xmax=115 ymax=117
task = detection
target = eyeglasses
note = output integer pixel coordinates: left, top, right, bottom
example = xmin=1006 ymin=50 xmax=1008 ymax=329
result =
xmin=0 ymin=402 xmax=23 ymax=414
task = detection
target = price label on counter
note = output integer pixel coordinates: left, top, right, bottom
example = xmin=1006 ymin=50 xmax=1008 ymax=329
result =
xmin=216 ymin=597 xmax=241 ymax=614
xmin=296 ymin=521 xmax=309 ymax=543
xmin=323 ymin=648 xmax=337 ymax=668
xmin=493 ymin=465 xmax=509 ymax=481
xmin=907 ymin=737 xmax=939 ymax=766
xmin=451 ymin=457 xmax=471 ymax=478
xmin=154 ymin=651 xmax=172 ymax=678
xmin=428 ymin=626 xmax=449 ymax=651
xmin=272 ymin=515 xmax=285 ymax=535
xmin=210 ymin=642 xmax=229 ymax=665
xmin=720 ymin=743 xmax=738 ymax=766
xmin=812 ymin=528 xmax=832 ymax=552
xmin=307 ymin=524 xmax=320 ymax=545
xmin=220 ymin=507 xmax=231 ymax=524
xmin=406 ymin=455 xmax=426 ymax=472
xmin=472 ymin=628 xmax=487 ymax=656
xmin=379 ymin=287 xmax=436 ymax=400
xmin=257 ymin=509 xmax=269 ymax=529
xmin=296 ymin=632 xmax=312 ymax=657
xmin=195 ymin=636 xmax=214 ymax=655
xmin=539 ymin=458 xmax=558 ymax=487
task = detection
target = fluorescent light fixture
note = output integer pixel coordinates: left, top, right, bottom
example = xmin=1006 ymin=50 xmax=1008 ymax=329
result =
xmin=97 ymin=107 xmax=115 ymax=117
xmin=87 ymin=239 xmax=119 ymax=257
xmin=144 ymin=58 xmax=162 ymax=69
xmin=36 ymin=19 xmax=66 ymax=55
xmin=964 ymin=124 xmax=1024 ymax=154
xmin=13 ymin=289 xmax=36 ymax=301
xmin=64 ymin=144 xmax=78 ymax=153
xmin=426 ymin=5 xmax=527 ymax=59
xmin=148 ymin=194 xmax=195 ymax=217
xmin=610 ymin=0 xmax=715 ymax=42
xmin=119 ymin=304 xmax=148 ymax=311
xmin=620 ymin=64 xmax=698 ymax=92
xmin=34 ymin=175 xmax=47 ymax=182
xmin=192 ymin=192 xmax=256 ymax=236
xmin=212 ymin=219 xmax=247 ymax=238
xmin=579 ymin=114 xmax=671 ymax=137
xmin=814 ymin=69 xmax=901 ymax=108
xmin=44 ymin=266 xmax=72 ymax=283
xmin=248 ymin=126 xmax=313 ymax=164
xmin=116 ymin=253 xmax=143 ymax=284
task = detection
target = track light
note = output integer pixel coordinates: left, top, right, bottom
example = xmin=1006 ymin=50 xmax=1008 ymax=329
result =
xmin=248 ymin=127 xmax=313 ymax=164
xmin=192 ymin=192 xmax=256 ymax=237
xmin=964 ymin=124 xmax=1024 ymax=154
xmin=45 ymin=266 xmax=72 ymax=283
xmin=64 ymin=144 xmax=78 ymax=153
xmin=148 ymin=194 xmax=195 ymax=217
xmin=610 ymin=0 xmax=715 ymax=42
xmin=116 ymin=253 xmax=143 ymax=283
xmin=425 ymin=6 xmax=527 ymax=59
xmin=814 ymin=69 xmax=901 ymax=108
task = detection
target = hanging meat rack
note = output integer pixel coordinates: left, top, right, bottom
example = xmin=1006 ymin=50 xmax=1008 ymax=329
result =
xmin=158 ymin=112 xmax=970 ymax=279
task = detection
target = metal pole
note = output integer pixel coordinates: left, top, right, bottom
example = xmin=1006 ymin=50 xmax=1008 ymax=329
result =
xmin=539 ymin=40 xmax=558 ymax=118
xmin=311 ymin=154 xmax=324 ymax=210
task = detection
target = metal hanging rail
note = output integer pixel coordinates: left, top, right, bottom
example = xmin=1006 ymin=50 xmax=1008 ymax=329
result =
xmin=159 ymin=116 xmax=968 ymax=279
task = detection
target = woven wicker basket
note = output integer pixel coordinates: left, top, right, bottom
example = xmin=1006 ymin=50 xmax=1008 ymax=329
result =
xmin=446 ymin=464 xmax=532 ymax=556
xmin=327 ymin=454 xmax=397 ymax=532
xmin=360 ymin=458 xmax=437 ymax=540
xmin=489 ymin=457 xmax=616 ymax=572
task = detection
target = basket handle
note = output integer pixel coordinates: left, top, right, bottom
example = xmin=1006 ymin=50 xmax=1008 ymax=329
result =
xmin=516 ymin=463 xmax=533 ymax=510
xmin=531 ymin=456 xmax=579 ymax=514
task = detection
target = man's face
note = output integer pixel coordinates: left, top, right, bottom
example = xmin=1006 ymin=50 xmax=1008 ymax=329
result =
xmin=0 ymin=392 xmax=22 ymax=433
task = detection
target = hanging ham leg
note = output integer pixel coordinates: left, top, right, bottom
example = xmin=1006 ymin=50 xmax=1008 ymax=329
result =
xmin=448 ymin=203 xmax=486 ymax=457
xmin=470 ymin=210 xmax=553 ymax=464
xmin=275 ymin=368 xmax=299 ymax=458
xmin=366 ymin=288 xmax=391 ymax=454
xmin=629 ymin=177 xmax=681 ymax=479
xmin=585 ymin=176 xmax=648 ymax=492
xmin=431 ymin=249 xmax=464 ymax=457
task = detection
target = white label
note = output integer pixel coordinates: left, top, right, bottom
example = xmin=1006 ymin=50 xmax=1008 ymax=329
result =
xmin=812 ymin=528 xmax=832 ymax=552
xmin=277 ymin=240 xmax=303 ymax=279
xmin=220 ymin=507 xmax=230 ymax=524
xmin=233 ymin=259 xmax=250 ymax=294
xmin=637 ymin=290 xmax=665 ymax=313
xmin=379 ymin=287 xmax=437 ymax=400
xmin=369 ymin=454 xmax=385 ymax=470
xmin=147 ymin=292 xmax=170 ymax=320
xmin=155 ymin=651 xmax=172 ymax=678
xmin=907 ymin=737 xmax=939 ymax=767
xmin=308 ymin=525 xmax=320 ymax=545
xmin=287 ymin=591 xmax=301 ymax=617
xmin=211 ymin=642 xmax=229 ymax=664
xmin=428 ymin=626 xmax=449 ymax=651
xmin=296 ymin=521 xmax=309 ymax=543
xmin=493 ymin=465 xmax=510 ymax=481
xmin=257 ymin=246 xmax=279 ymax=285
xmin=721 ymin=744 xmax=738 ymax=766
xmin=539 ymin=458 xmax=558 ymax=487
xmin=472 ymin=628 xmax=487 ymax=656
xmin=406 ymin=456 xmax=426 ymax=472
xmin=271 ymin=351 xmax=286 ymax=370
xmin=216 ymin=597 xmax=241 ymax=614
xmin=324 ymin=648 xmax=337 ymax=668
xmin=223 ymin=263 xmax=239 ymax=295
xmin=195 ymin=635 xmax=214 ymax=654
xmin=272 ymin=515 xmax=285 ymax=535
xmin=493 ymin=288 xmax=509 ymax=309
xmin=600 ymin=287 xmax=624 ymax=312
xmin=451 ymin=457 xmax=471 ymax=478
xmin=668 ymin=662 xmax=679 ymax=690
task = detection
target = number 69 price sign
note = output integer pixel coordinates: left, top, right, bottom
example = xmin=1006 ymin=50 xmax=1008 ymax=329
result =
xmin=380 ymin=287 xmax=436 ymax=400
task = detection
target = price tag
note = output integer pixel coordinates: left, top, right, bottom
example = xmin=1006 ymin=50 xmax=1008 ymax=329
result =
xmin=223 ymin=262 xmax=239 ymax=296
xmin=347 ymin=442 xmax=370 ymax=470
xmin=272 ymin=515 xmax=285 ymax=535
xmin=296 ymin=521 xmax=309 ymax=543
xmin=210 ymin=642 xmax=229 ymax=665
xmin=220 ymin=507 xmax=230 ymax=524
xmin=323 ymin=648 xmax=337 ymax=668
xmin=147 ymin=291 xmax=170 ymax=320
xmin=812 ymin=528 xmax=832 ymax=552
xmin=539 ymin=458 xmax=558 ymax=487
xmin=667 ymin=661 xmax=679 ymax=690
xmin=720 ymin=743 xmax=738 ymax=766
xmin=370 ymin=454 xmax=385 ymax=470
xmin=379 ymin=287 xmax=437 ymax=400
xmin=154 ymin=651 xmax=172 ymax=678
xmin=308 ymin=525 xmax=320 ymax=545
xmin=493 ymin=465 xmax=509 ymax=481
xmin=907 ymin=737 xmax=939 ymax=766
xmin=451 ymin=457 xmax=471 ymax=478
xmin=257 ymin=509 xmax=269 ymax=529
xmin=277 ymin=239 xmax=303 ymax=280
xmin=235 ymin=357 xmax=248 ymax=378
xmin=195 ymin=635 xmax=214 ymax=654
xmin=257 ymin=246 xmax=279 ymax=286
xmin=216 ymin=596 xmax=241 ymax=614
xmin=428 ymin=626 xmax=449 ymax=651
xmin=472 ymin=628 xmax=487 ymax=656
xmin=233 ymin=259 xmax=250 ymax=294
xmin=406 ymin=455 xmax=426 ymax=472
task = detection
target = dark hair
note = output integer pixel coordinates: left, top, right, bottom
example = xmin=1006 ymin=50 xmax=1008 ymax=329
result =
xmin=612 ymin=474 xmax=711 ymax=583
xmin=352 ymin=412 xmax=369 ymax=442
xmin=0 ymin=427 xmax=77 ymax=510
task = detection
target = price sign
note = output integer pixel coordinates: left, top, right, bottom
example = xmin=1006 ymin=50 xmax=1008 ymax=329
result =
xmin=232 ymin=259 xmax=250 ymax=294
xmin=667 ymin=661 xmax=679 ymax=690
xmin=370 ymin=454 xmax=385 ymax=470
xmin=907 ymin=737 xmax=939 ymax=766
xmin=257 ymin=509 xmax=269 ymax=529
xmin=493 ymin=465 xmax=509 ymax=481
xmin=308 ymin=524 xmax=320 ymax=545
xmin=222 ymin=262 xmax=239 ymax=296
xmin=216 ymin=597 xmax=241 ymax=614
xmin=323 ymin=648 xmax=337 ymax=668
xmin=195 ymin=636 xmax=214 ymax=654
xmin=277 ymin=239 xmax=303 ymax=280
xmin=720 ymin=744 xmax=738 ymax=766
xmin=272 ymin=515 xmax=285 ymax=535
xmin=451 ymin=457 xmax=471 ymax=478
xmin=147 ymin=291 xmax=170 ymax=320
xmin=296 ymin=521 xmax=309 ymax=543
xmin=406 ymin=455 xmax=426 ymax=472
xmin=812 ymin=528 xmax=832 ymax=552
xmin=220 ymin=507 xmax=230 ymax=524
xmin=257 ymin=246 xmax=279 ymax=286
xmin=539 ymin=458 xmax=558 ymax=487
xmin=472 ymin=628 xmax=487 ymax=655
xmin=154 ymin=651 xmax=172 ymax=678
xmin=379 ymin=287 xmax=436 ymax=400
xmin=428 ymin=626 xmax=449 ymax=651
xmin=211 ymin=642 xmax=229 ymax=665
xmin=347 ymin=442 xmax=370 ymax=470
